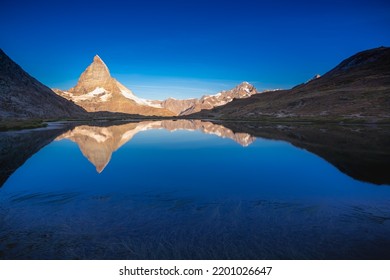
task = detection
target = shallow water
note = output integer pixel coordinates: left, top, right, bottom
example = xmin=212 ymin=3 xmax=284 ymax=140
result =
xmin=0 ymin=120 xmax=389 ymax=259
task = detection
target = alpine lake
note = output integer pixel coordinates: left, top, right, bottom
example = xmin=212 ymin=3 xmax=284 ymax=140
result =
xmin=0 ymin=119 xmax=389 ymax=259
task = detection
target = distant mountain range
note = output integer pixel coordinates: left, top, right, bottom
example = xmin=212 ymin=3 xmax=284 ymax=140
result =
xmin=157 ymin=81 xmax=258 ymax=115
xmin=1 ymin=46 xmax=389 ymax=121
xmin=191 ymin=47 xmax=390 ymax=120
xmin=53 ymin=55 xmax=259 ymax=116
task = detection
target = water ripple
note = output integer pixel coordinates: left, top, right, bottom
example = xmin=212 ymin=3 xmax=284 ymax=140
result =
xmin=10 ymin=192 xmax=80 ymax=205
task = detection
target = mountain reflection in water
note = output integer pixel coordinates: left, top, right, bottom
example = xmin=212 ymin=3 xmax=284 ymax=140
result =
xmin=0 ymin=120 xmax=390 ymax=259
xmin=1 ymin=120 xmax=389 ymax=186
xmin=55 ymin=120 xmax=256 ymax=173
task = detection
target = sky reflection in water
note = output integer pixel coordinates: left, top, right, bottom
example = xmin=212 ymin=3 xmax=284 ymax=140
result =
xmin=0 ymin=121 xmax=389 ymax=259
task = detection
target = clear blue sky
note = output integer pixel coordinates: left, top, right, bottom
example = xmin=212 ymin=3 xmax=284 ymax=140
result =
xmin=1 ymin=0 xmax=389 ymax=99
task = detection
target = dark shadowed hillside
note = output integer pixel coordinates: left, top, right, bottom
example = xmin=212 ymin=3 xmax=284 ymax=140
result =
xmin=191 ymin=47 xmax=390 ymax=121
xmin=0 ymin=49 xmax=86 ymax=119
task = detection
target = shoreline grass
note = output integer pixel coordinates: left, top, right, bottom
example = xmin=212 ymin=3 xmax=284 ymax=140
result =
xmin=0 ymin=120 xmax=47 ymax=131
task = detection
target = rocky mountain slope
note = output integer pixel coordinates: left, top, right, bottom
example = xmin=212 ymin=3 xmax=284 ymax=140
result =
xmin=0 ymin=49 xmax=86 ymax=119
xmin=54 ymin=55 xmax=174 ymax=116
xmin=191 ymin=47 xmax=390 ymax=120
xmin=54 ymin=55 xmax=258 ymax=116
xmin=158 ymin=82 xmax=258 ymax=115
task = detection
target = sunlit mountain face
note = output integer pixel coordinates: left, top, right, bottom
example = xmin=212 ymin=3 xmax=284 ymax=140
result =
xmin=53 ymin=55 xmax=174 ymax=116
xmin=53 ymin=54 xmax=259 ymax=117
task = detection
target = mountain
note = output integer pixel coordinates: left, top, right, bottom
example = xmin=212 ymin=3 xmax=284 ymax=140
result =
xmin=191 ymin=47 xmax=390 ymax=120
xmin=158 ymin=82 xmax=258 ymax=115
xmin=159 ymin=98 xmax=198 ymax=115
xmin=54 ymin=55 xmax=174 ymax=116
xmin=0 ymin=49 xmax=86 ymax=119
xmin=56 ymin=120 xmax=255 ymax=172
xmin=54 ymin=55 xmax=258 ymax=116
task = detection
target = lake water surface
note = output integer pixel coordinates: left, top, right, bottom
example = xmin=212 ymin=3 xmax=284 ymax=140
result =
xmin=0 ymin=120 xmax=389 ymax=259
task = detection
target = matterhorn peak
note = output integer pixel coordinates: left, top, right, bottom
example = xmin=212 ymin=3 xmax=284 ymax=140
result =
xmin=93 ymin=54 xmax=106 ymax=65
xmin=94 ymin=54 xmax=102 ymax=60
xmin=57 ymin=54 xmax=174 ymax=116
xmin=90 ymin=54 xmax=109 ymax=72
xmin=68 ymin=54 xmax=112 ymax=94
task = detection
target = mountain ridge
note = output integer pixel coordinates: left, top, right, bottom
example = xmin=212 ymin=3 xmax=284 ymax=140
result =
xmin=54 ymin=55 xmax=259 ymax=116
xmin=54 ymin=55 xmax=175 ymax=116
xmin=165 ymin=81 xmax=258 ymax=116
xmin=190 ymin=46 xmax=390 ymax=120
xmin=2 ymin=46 xmax=389 ymax=121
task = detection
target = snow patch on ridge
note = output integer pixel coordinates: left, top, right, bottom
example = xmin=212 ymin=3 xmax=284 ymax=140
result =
xmin=89 ymin=87 xmax=106 ymax=96
xmin=210 ymin=92 xmax=222 ymax=98
xmin=116 ymin=82 xmax=163 ymax=108
xmin=62 ymin=87 xmax=113 ymax=102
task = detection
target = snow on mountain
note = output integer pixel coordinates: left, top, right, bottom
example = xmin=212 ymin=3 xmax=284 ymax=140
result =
xmin=53 ymin=55 xmax=174 ymax=116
